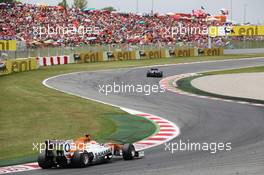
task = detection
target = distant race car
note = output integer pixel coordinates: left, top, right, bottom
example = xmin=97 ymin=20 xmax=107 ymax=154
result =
xmin=37 ymin=135 xmax=144 ymax=169
xmin=147 ymin=68 xmax=163 ymax=78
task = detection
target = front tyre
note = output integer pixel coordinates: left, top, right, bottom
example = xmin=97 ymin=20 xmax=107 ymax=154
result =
xmin=122 ymin=143 xmax=136 ymax=160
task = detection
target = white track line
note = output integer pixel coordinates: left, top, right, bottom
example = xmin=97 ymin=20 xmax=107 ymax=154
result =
xmin=0 ymin=163 xmax=40 ymax=174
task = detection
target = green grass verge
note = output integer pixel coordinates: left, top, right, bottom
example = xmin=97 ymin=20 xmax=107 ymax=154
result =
xmin=177 ymin=66 xmax=264 ymax=104
xmin=1 ymin=53 xmax=264 ymax=167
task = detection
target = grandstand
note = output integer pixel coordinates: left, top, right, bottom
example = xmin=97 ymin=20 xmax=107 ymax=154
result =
xmin=0 ymin=2 xmax=264 ymax=59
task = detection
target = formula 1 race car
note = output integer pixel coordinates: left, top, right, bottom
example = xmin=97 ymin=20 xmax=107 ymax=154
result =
xmin=37 ymin=135 xmax=144 ymax=169
xmin=146 ymin=68 xmax=163 ymax=78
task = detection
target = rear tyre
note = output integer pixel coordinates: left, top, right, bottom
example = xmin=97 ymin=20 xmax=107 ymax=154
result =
xmin=38 ymin=151 xmax=54 ymax=169
xmin=71 ymin=151 xmax=90 ymax=168
xmin=56 ymin=156 xmax=68 ymax=168
xmin=122 ymin=143 xmax=135 ymax=160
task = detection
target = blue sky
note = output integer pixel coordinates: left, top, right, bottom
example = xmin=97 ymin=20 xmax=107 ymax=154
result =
xmin=21 ymin=0 xmax=264 ymax=24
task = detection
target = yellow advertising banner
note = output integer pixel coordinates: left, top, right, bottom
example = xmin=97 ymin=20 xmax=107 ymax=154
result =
xmin=0 ymin=40 xmax=17 ymax=51
xmin=174 ymin=48 xmax=195 ymax=57
xmin=140 ymin=49 xmax=167 ymax=59
xmin=209 ymin=26 xmax=264 ymax=37
xmin=109 ymin=51 xmax=137 ymax=61
xmin=203 ymin=48 xmax=224 ymax=56
xmin=5 ymin=58 xmax=37 ymax=74
xmin=80 ymin=52 xmax=104 ymax=63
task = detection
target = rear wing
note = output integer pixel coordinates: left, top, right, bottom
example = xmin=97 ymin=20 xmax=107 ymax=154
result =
xmin=43 ymin=140 xmax=74 ymax=151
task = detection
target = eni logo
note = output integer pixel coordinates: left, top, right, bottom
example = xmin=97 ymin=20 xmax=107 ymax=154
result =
xmin=113 ymin=51 xmax=133 ymax=60
xmin=10 ymin=60 xmax=33 ymax=73
xmin=0 ymin=40 xmax=17 ymax=51
xmin=227 ymin=26 xmax=264 ymax=36
xmin=80 ymin=52 xmax=101 ymax=63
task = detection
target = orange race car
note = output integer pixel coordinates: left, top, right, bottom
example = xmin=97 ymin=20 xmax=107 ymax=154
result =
xmin=37 ymin=134 xmax=144 ymax=169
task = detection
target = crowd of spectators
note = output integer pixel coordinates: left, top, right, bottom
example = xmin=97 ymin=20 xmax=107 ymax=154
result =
xmin=0 ymin=2 xmax=226 ymax=48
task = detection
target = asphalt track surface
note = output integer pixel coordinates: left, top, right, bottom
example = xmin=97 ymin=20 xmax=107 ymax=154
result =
xmin=19 ymin=58 xmax=264 ymax=175
xmin=224 ymin=48 xmax=264 ymax=54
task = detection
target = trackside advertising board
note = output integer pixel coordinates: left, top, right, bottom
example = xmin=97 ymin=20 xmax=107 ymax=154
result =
xmin=0 ymin=40 xmax=17 ymax=51
xmin=5 ymin=58 xmax=37 ymax=74
xmin=209 ymin=26 xmax=264 ymax=37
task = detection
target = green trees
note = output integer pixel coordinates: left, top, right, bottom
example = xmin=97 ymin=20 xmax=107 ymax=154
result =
xmin=58 ymin=0 xmax=69 ymax=9
xmin=73 ymin=0 xmax=87 ymax=10
xmin=102 ymin=6 xmax=116 ymax=12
